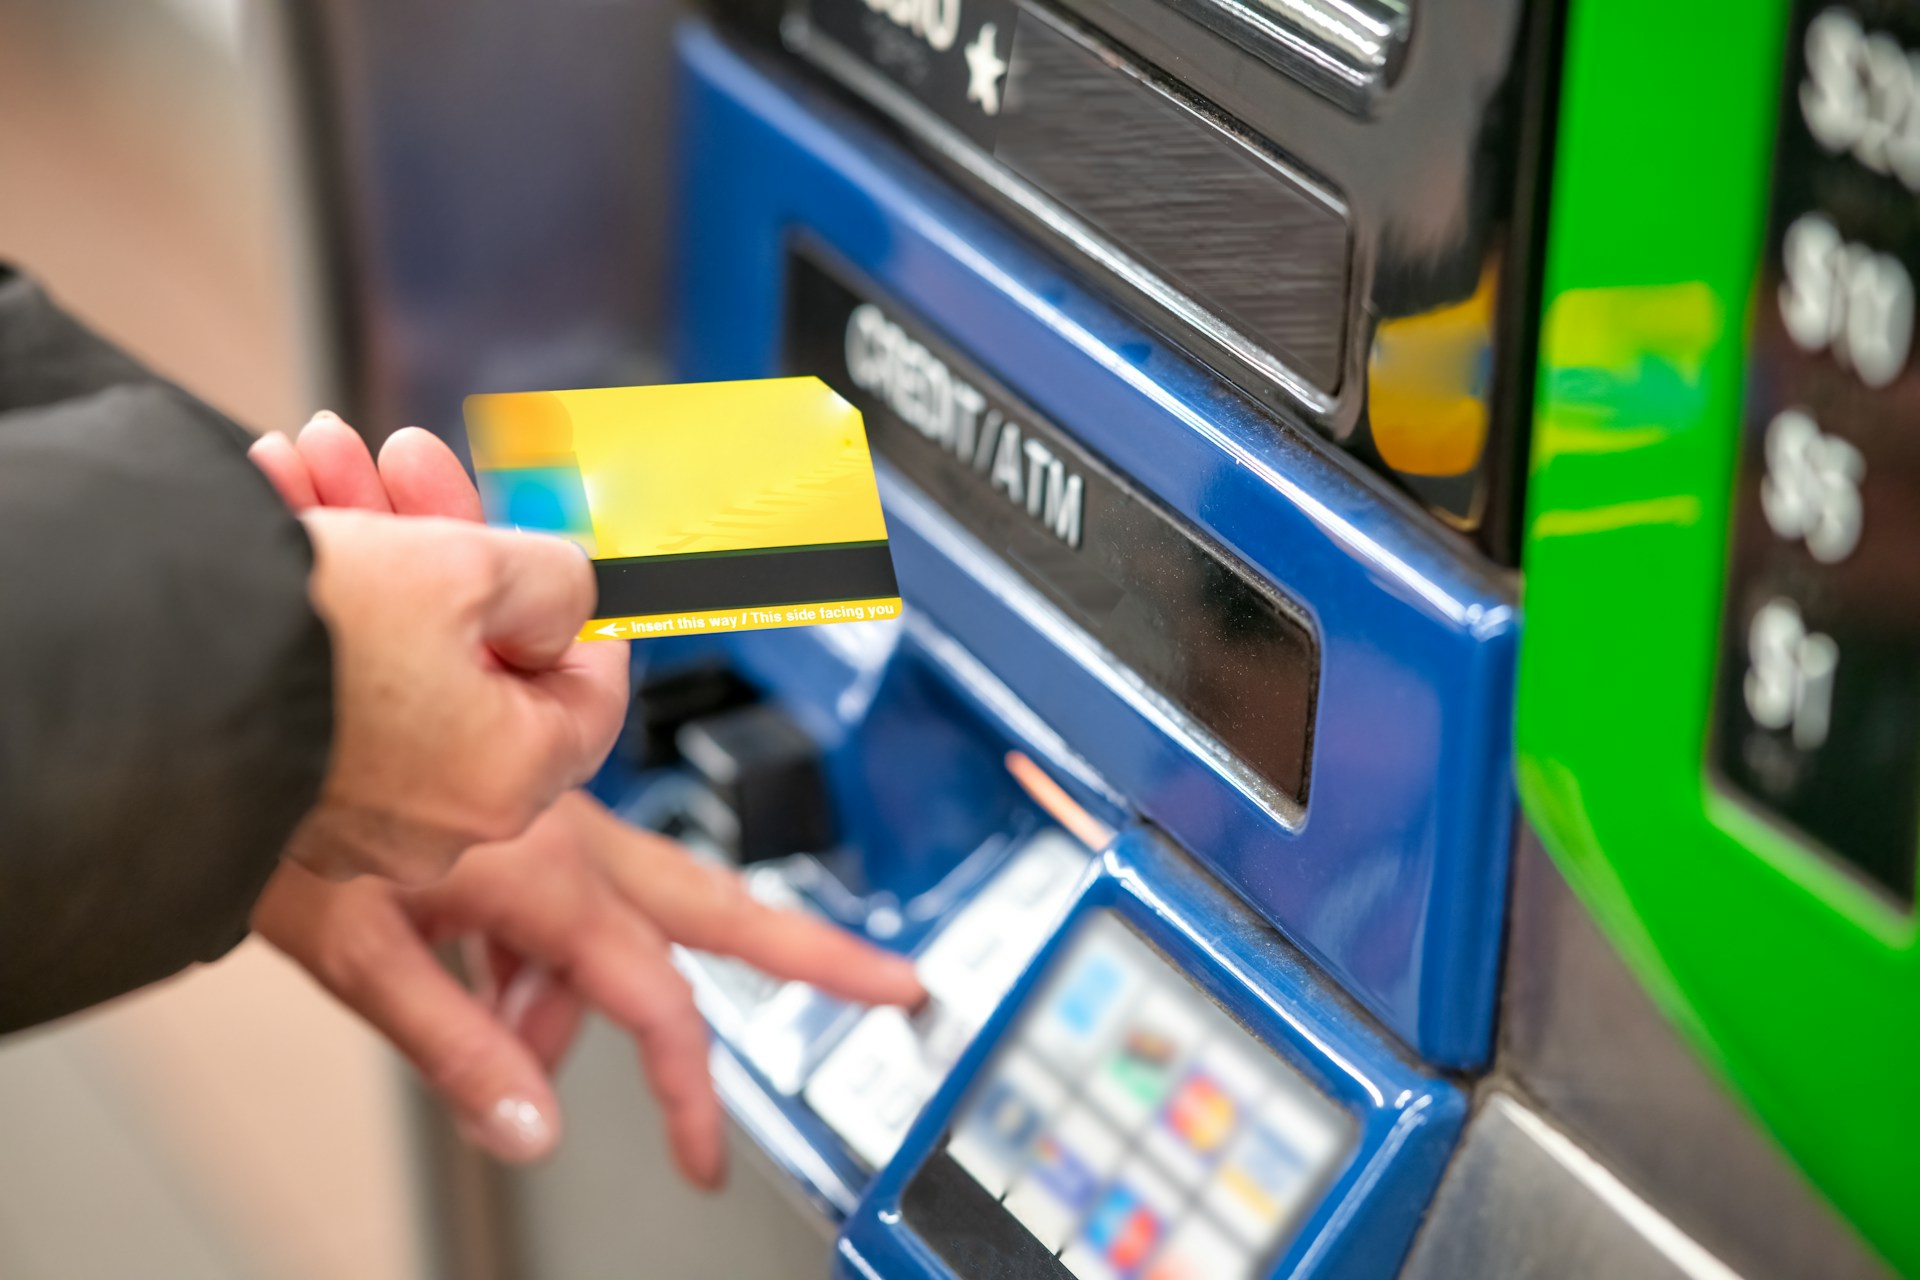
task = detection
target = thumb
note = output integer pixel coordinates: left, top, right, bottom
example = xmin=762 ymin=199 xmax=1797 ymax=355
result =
xmin=480 ymin=529 xmax=598 ymax=672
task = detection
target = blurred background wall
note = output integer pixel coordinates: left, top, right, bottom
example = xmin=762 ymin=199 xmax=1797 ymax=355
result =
xmin=0 ymin=1 xmax=415 ymax=1275
xmin=0 ymin=0 xmax=327 ymax=427
xmin=0 ymin=0 xmax=695 ymax=1275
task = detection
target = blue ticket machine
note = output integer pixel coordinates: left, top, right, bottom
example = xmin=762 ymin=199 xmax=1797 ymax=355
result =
xmin=593 ymin=20 xmax=1519 ymax=1280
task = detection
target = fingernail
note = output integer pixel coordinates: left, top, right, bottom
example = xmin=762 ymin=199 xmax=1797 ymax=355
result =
xmin=498 ymin=965 xmax=552 ymax=1033
xmin=302 ymin=409 xmax=343 ymax=433
xmin=459 ymin=1096 xmax=556 ymax=1162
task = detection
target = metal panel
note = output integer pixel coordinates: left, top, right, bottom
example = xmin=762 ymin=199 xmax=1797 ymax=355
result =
xmin=1148 ymin=0 xmax=1408 ymax=113
xmin=1399 ymin=1093 xmax=1741 ymax=1280
xmin=1499 ymin=830 xmax=1893 ymax=1280
xmin=996 ymin=8 xmax=1351 ymax=391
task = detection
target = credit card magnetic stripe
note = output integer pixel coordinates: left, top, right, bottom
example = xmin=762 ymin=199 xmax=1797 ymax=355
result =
xmin=594 ymin=540 xmax=899 ymax=617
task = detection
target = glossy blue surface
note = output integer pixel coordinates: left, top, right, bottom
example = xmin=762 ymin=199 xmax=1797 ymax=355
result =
xmin=835 ymin=826 xmax=1465 ymax=1280
xmin=672 ymin=22 xmax=1517 ymax=1067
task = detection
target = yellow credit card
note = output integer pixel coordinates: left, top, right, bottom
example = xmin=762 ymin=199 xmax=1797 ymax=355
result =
xmin=466 ymin=378 xmax=901 ymax=641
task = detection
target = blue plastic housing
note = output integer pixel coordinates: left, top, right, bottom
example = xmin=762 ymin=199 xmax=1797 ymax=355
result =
xmin=671 ymin=21 xmax=1515 ymax=1067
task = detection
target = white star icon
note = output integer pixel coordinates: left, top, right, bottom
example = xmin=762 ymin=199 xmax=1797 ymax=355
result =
xmin=964 ymin=23 xmax=1008 ymax=117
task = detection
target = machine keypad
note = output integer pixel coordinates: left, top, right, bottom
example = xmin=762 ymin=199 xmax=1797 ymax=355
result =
xmin=804 ymin=1005 xmax=951 ymax=1168
xmin=677 ymin=857 xmax=855 ymax=1094
xmin=803 ymin=831 xmax=1093 ymax=1168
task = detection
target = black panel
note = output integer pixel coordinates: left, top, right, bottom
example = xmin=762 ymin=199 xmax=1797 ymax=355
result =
xmin=903 ymin=1151 xmax=1077 ymax=1280
xmin=785 ymin=249 xmax=1319 ymax=808
xmin=725 ymin=0 xmax=1556 ymax=558
xmin=997 ymin=9 xmax=1351 ymax=391
xmin=620 ymin=659 xmax=760 ymax=770
xmin=1711 ymin=0 xmax=1920 ymax=907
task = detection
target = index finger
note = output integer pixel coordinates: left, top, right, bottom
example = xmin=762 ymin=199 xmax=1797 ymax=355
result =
xmin=716 ymin=897 xmax=927 ymax=1008
xmin=571 ymin=797 xmax=926 ymax=1008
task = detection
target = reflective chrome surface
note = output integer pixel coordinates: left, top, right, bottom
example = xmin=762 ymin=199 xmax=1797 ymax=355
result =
xmin=1160 ymin=0 xmax=1410 ymax=113
xmin=1399 ymin=1093 xmax=1744 ymax=1280
xmin=1495 ymin=830 xmax=1893 ymax=1280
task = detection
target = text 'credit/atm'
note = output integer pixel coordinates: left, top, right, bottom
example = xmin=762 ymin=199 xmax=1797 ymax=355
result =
xmin=845 ymin=301 xmax=1085 ymax=548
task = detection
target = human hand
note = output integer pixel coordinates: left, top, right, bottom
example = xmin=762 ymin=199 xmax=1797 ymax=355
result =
xmin=293 ymin=509 xmax=627 ymax=883
xmin=255 ymin=791 xmax=924 ymax=1184
xmin=250 ymin=414 xmax=926 ymax=1184
xmin=259 ymin=404 xmax=624 ymax=884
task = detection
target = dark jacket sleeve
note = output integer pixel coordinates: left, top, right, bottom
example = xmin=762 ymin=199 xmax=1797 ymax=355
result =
xmin=0 ymin=267 xmax=334 ymax=1034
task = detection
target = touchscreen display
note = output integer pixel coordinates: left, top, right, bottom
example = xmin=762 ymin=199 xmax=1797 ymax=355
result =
xmin=908 ymin=914 xmax=1353 ymax=1280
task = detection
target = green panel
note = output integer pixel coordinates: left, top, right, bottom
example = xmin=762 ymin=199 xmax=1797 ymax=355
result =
xmin=1516 ymin=0 xmax=1916 ymax=1272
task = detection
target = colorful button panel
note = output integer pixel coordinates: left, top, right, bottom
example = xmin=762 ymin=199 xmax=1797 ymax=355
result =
xmin=946 ymin=914 xmax=1354 ymax=1280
